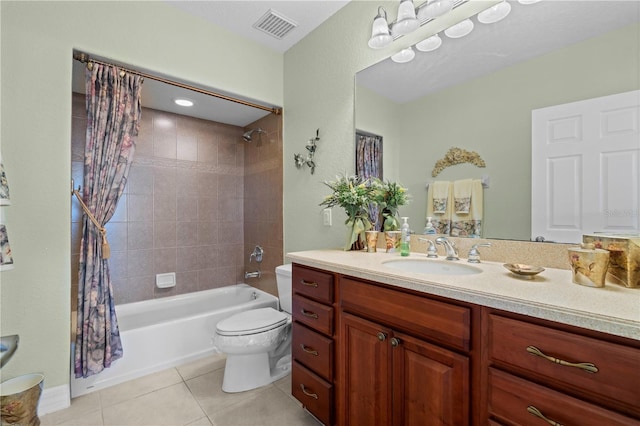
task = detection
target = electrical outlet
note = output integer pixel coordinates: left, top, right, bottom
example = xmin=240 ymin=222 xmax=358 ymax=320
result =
xmin=322 ymin=208 xmax=332 ymax=226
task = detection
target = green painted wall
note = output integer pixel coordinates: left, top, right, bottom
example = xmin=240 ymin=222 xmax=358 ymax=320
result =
xmin=396 ymin=23 xmax=640 ymax=240
xmin=0 ymin=1 xmax=282 ymax=389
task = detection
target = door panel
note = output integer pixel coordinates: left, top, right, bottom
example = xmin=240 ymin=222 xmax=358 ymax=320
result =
xmin=532 ymin=90 xmax=640 ymax=242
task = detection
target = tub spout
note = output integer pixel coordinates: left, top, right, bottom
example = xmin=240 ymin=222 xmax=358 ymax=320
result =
xmin=245 ymin=271 xmax=261 ymax=279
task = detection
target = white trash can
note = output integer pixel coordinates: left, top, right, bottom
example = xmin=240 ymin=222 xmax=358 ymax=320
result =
xmin=1 ymin=373 xmax=44 ymax=426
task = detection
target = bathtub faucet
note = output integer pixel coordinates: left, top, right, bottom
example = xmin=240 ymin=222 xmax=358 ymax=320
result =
xmin=245 ymin=271 xmax=261 ymax=279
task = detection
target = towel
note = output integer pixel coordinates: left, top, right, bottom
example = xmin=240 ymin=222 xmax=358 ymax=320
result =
xmin=426 ymin=181 xmax=452 ymax=235
xmin=451 ymin=179 xmax=483 ymax=237
xmin=453 ymin=179 xmax=473 ymax=214
xmin=430 ymin=181 xmax=450 ymax=214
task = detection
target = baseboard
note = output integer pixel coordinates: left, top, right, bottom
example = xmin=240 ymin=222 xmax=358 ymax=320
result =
xmin=39 ymin=384 xmax=70 ymax=416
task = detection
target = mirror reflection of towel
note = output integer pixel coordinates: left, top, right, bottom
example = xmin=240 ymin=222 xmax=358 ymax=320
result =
xmin=431 ymin=181 xmax=450 ymax=214
xmin=454 ymin=179 xmax=473 ymax=214
xmin=451 ymin=179 xmax=483 ymax=237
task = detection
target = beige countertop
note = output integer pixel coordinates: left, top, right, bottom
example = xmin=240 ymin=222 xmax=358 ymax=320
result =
xmin=287 ymin=249 xmax=640 ymax=341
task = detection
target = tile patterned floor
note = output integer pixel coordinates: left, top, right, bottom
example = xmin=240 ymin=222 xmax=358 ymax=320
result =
xmin=40 ymin=355 xmax=320 ymax=426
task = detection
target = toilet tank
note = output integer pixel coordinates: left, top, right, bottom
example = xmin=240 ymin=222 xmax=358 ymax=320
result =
xmin=275 ymin=264 xmax=293 ymax=314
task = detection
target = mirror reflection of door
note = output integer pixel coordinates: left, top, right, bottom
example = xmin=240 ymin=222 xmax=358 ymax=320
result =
xmin=531 ymin=90 xmax=640 ymax=243
xmin=355 ymin=131 xmax=383 ymax=180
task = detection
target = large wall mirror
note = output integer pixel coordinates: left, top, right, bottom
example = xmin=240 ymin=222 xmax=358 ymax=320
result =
xmin=355 ymin=1 xmax=639 ymax=242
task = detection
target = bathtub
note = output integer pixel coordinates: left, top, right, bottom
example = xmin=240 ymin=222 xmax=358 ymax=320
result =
xmin=70 ymin=284 xmax=278 ymax=397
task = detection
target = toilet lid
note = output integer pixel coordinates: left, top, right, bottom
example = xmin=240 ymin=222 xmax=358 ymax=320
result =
xmin=216 ymin=307 xmax=288 ymax=336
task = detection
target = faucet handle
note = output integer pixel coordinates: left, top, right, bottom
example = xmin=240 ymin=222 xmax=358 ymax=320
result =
xmin=418 ymin=238 xmax=438 ymax=258
xmin=468 ymin=242 xmax=491 ymax=263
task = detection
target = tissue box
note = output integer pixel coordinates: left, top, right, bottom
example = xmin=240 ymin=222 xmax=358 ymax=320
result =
xmin=582 ymin=234 xmax=640 ymax=288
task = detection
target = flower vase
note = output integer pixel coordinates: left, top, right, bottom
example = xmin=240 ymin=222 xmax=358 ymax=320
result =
xmin=350 ymin=235 xmax=366 ymax=251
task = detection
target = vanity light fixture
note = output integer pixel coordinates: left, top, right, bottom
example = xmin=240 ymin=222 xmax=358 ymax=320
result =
xmin=477 ymin=0 xmax=511 ymax=24
xmin=392 ymin=0 xmax=419 ymax=36
xmin=174 ymin=98 xmax=194 ymax=107
xmin=368 ymin=6 xmax=393 ymax=49
xmin=444 ymin=18 xmax=474 ymax=38
xmin=391 ymin=47 xmax=416 ymax=63
xmin=416 ymin=34 xmax=442 ymax=52
xmin=518 ymin=0 xmax=541 ymax=4
xmin=418 ymin=0 xmax=454 ymax=20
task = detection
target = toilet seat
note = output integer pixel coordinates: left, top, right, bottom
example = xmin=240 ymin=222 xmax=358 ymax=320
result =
xmin=216 ymin=307 xmax=288 ymax=336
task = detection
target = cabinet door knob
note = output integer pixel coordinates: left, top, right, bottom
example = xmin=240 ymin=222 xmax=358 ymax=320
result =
xmin=300 ymin=279 xmax=318 ymax=288
xmin=300 ymin=344 xmax=319 ymax=356
xmin=301 ymin=309 xmax=319 ymax=319
xmin=377 ymin=332 xmax=387 ymax=341
xmin=527 ymin=405 xmax=563 ymax=426
xmin=390 ymin=337 xmax=401 ymax=347
xmin=526 ymin=345 xmax=598 ymax=373
xmin=300 ymin=384 xmax=319 ymax=400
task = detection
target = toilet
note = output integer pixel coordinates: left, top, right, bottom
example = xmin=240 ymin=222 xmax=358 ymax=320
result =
xmin=214 ymin=264 xmax=293 ymax=393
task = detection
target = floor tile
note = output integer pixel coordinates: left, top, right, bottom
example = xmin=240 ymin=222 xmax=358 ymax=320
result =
xmin=208 ymin=384 xmax=320 ymax=426
xmin=176 ymin=354 xmax=226 ymax=381
xmin=39 ymin=392 xmax=102 ymax=425
xmin=185 ymin=370 xmax=269 ymax=418
xmin=185 ymin=417 xmax=214 ymax=426
xmin=99 ymin=367 xmax=183 ymax=408
xmin=40 ymin=409 xmax=104 ymax=426
xmin=102 ymin=382 xmax=204 ymax=426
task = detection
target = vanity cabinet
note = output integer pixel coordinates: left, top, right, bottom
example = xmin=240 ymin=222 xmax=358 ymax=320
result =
xmin=288 ymin=260 xmax=640 ymax=426
xmin=339 ymin=276 xmax=471 ymax=425
xmin=291 ymin=264 xmax=336 ymax=425
xmin=484 ymin=310 xmax=640 ymax=425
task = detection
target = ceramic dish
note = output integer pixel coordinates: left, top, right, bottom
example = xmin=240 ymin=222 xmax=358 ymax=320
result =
xmin=503 ymin=263 xmax=545 ymax=279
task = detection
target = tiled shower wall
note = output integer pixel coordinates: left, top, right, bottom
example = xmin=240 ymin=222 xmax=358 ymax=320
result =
xmin=71 ymin=93 xmax=283 ymax=306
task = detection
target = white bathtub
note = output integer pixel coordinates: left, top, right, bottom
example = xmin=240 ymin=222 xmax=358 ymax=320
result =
xmin=70 ymin=284 xmax=278 ymax=397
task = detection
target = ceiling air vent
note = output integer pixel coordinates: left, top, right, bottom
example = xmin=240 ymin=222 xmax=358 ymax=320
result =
xmin=253 ymin=9 xmax=298 ymax=40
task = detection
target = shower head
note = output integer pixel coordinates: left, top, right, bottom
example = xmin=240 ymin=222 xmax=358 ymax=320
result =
xmin=242 ymin=128 xmax=265 ymax=142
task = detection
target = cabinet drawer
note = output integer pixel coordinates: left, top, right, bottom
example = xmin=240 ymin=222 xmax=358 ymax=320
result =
xmin=293 ymin=295 xmax=334 ymax=336
xmin=488 ymin=314 xmax=640 ymax=413
xmin=488 ymin=368 xmax=639 ymax=426
xmin=341 ymin=277 xmax=471 ymax=351
xmin=292 ymin=361 xmax=333 ymax=426
xmin=292 ymin=265 xmax=334 ymax=304
xmin=292 ymin=323 xmax=333 ymax=381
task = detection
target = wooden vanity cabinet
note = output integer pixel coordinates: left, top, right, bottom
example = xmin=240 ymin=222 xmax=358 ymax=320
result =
xmin=291 ymin=264 xmax=337 ymax=425
xmin=339 ymin=276 xmax=472 ymax=425
xmin=483 ymin=309 xmax=640 ymax=425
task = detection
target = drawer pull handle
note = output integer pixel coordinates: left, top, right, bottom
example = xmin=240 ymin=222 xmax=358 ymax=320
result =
xmin=377 ymin=332 xmax=387 ymax=342
xmin=390 ymin=337 xmax=401 ymax=348
xmin=300 ymin=384 xmax=319 ymax=400
xmin=300 ymin=344 xmax=319 ymax=356
xmin=527 ymin=405 xmax=564 ymax=426
xmin=526 ymin=345 xmax=598 ymax=374
xmin=301 ymin=309 xmax=319 ymax=319
xmin=300 ymin=280 xmax=318 ymax=288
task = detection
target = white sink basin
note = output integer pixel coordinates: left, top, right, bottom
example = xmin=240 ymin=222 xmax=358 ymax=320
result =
xmin=383 ymin=259 xmax=482 ymax=275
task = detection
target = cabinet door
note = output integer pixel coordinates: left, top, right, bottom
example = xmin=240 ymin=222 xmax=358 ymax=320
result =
xmin=342 ymin=313 xmax=392 ymax=425
xmin=392 ymin=331 xmax=470 ymax=426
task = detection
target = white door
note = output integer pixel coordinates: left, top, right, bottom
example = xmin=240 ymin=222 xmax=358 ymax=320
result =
xmin=532 ymin=90 xmax=640 ymax=243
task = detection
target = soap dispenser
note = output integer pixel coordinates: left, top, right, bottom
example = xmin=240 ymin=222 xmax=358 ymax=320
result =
xmin=400 ymin=217 xmax=410 ymax=256
xmin=423 ymin=217 xmax=436 ymax=235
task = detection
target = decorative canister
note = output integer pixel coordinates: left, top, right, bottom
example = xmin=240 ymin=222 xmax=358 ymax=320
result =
xmin=365 ymin=231 xmax=379 ymax=253
xmin=384 ymin=231 xmax=401 ymax=253
xmin=568 ymin=244 xmax=610 ymax=288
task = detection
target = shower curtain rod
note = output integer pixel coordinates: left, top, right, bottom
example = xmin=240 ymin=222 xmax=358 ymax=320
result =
xmin=73 ymin=52 xmax=282 ymax=116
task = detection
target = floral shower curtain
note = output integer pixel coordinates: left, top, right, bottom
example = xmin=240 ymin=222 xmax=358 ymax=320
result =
xmin=74 ymin=63 xmax=142 ymax=378
xmin=356 ymin=132 xmax=383 ymax=230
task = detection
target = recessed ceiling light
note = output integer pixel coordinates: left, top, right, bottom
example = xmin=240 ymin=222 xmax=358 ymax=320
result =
xmin=174 ymin=98 xmax=194 ymax=107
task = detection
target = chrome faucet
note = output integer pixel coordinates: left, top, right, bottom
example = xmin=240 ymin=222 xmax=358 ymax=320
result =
xmin=249 ymin=245 xmax=264 ymax=263
xmin=418 ymin=238 xmax=438 ymax=258
xmin=467 ymin=243 xmax=491 ymax=263
xmin=435 ymin=237 xmax=458 ymax=261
